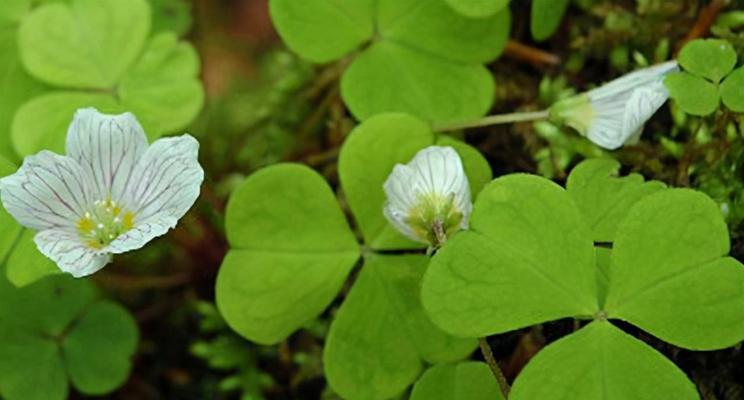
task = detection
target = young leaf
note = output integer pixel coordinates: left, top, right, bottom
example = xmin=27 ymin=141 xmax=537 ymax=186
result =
xmin=566 ymin=158 xmax=665 ymax=243
xmin=531 ymin=0 xmax=569 ymax=41
xmin=216 ymin=164 xmax=360 ymax=345
xmin=678 ymin=39 xmax=737 ymax=83
xmin=444 ymin=0 xmax=510 ymax=18
xmin=324 ymin=254 xmax=477 ymax=400
xmin=664 ymin=72 xmax=720 ymax=116
xmin=720 ymin=67 xmax=744 ymax=113
xmin=18 ymin=0 xmax=151 ymax=89
xmin=421 ymin=174 xmax=599 ymax=338
xmin=605 ymin=189 xmax=744 ymax=350
xmin=341 ymin=42 xmax=495 ymax=122
xmin=410 ymin=362 xmax=505 ymax=400
xmin=269 ymin=0 xmax=375 ymax=63
xmin=509 ymin=321 xmax=699 ymax=400
xmin=338 ymin=113 xmax=492 ymax=251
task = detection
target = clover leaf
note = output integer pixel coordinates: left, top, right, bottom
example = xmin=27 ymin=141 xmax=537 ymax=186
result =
xmin=215 ymin=164 xmax=360 ymax=345
xmin=324 ymin=255 xmax=476 ymax=400
xmin=421 ymin=160 xmax=744 ymax=399
xmin=422 ymin=174 xmax=599 ymax=337
xmin=217 ymin=113 xmax=490 ymax=399
xmin=509 ymin=321 xmax=698 ymax=400
xmin=566 ymin=158 xmax=665 ymax=243
xmin=11 ymin=0 xmax=204 ymax=157
xmin=665 ymin=72 xmax=720 ymax=116
xmin=678 ymin=39 xmax=736 ymax=84
xmin=0 ymin=274 xmax=138 ymax=400
xmin=270 ymin=0 xmax=510 ymax=122
xmin=720 ymin=67 xmax=744 ymax=112
xmin=666 ymin=38 xmax=740 ymax=116
xmin=410 ymin=362 xmax=505 ymax=400
xmin=605 ymin=189 xmax=744 ymax=350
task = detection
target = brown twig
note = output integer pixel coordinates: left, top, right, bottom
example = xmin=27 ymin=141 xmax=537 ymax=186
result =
xmin=504 ymin=40 xmax=561 ymax=67
xmin=676 ymin=0 xmax=726 ymax=54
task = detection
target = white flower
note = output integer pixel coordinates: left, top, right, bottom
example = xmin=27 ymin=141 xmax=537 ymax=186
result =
xmin=550 ymin=60 xmax=679 ymax=150
xmin=383 ymin=146 xmax=471 ymax=247
xmin=0 ymin=108 xmax=204 ymax=278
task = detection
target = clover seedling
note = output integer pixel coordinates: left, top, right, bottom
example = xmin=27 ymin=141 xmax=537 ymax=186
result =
xmin=665 ymin=38 xmax=743 ymax=115
xmin=269 ymin=0 xmax=510 ymax=122
xmin=216 ymin=113 xmax=493 ymax=399
xmin=422 ymin=158 xmax=744 ymax=399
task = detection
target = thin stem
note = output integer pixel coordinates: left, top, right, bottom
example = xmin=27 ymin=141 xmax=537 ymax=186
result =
xmin=433 ymin=110 xmax=550 ymax=133
xmin=479 ymin=337 xmax=510 ymax=398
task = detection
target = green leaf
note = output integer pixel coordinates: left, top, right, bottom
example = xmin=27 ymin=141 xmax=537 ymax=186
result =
xmin=118 ymin=32 xmax=205 ymax=139
xmin=0 ymin=0 xmax=31 ymax=25
xmin=720 ymin=66 xmax=744 ymax=112
xmin=216 ymin=164 xmax=359 ymax=345
xmin=11 ymin=92 xmax=119 ymax=155
xmin=5 ymin=229 xmax=60 ymax=287
xmin=324 ymin=254 xmax=476 ymax=400
xmin=566 ymin=159 xmax=665 ymax=243
xmin=0 ymin=26 xmax=46 ymax=160
xmin=605 ymin=189 xmax=744 ymax=350
xmin=410 ymin=362 xmax=505 ymax=400
xmin=444 ymin=0 xmax=509 ymax=18
xmin=0 ymin=327 xmax=67 ymax=400
xmin=509 ymin=321 xmax=699 ymax=400
xmin=18 ymin=0 xmax=151 ymax=89
xmin=338 ymin=113 xmax=492 ymax=251
xmin=595 ymin=246 xmax=612 ymax=308
xmin=530 ymin=0 xmax=569 ymax=41
xmin=421 ymin=174 xmax=598 ymax=338
xmin=341 ymin=42 xmax=494 ymax=122
xmin=0 ymin=275 xmax=137 ymax=400
xmin=269 ymin=0 xmax=375 ymax=63
xmin=665 ymin=72 xmax=720 ymax=116
xmin=12 ymin=32 xmax=203 ymax=155
xmin=62 ymin=301 xmax=139 ymax=395
xmin=377 ymin=0 xmax=510 ymax=63
xmin=678 ymin=39 xmax=737 ymax=83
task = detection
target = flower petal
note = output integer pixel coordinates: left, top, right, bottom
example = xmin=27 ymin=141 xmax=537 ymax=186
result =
xmin=34 ymin=230 xmax=112 ymax=278
xmin=106 ymin=218 xmax=175 ymax=254
xmin=0 ymin=151 xmax=93 ymax=230
xmin=65 ymin=108 xmax=148 ymax=202
xmin=107 ymin=135 xmax=203 ymax=252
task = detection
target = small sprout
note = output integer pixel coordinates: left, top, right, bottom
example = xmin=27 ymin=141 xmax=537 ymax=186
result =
xmin=383 ymin=146 xmax=472 ymax=250
xmin=549 ymin=60 xmax=679 ymax=150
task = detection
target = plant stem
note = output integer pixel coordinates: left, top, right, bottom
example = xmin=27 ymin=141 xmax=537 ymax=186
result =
xmin=479 ymin=337 xmax=511 ymax=398
xmin=433 ymin=110 xmax=550 ymax=132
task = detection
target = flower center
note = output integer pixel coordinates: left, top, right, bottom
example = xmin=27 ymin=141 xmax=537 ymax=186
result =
xmin=405 ymin=193 xmax=464 ymax=247
xmin=77 ymin=199 xmax=135 ymax=249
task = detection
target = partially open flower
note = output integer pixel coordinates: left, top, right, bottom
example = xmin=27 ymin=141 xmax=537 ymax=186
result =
xmin=383 ymin=146 xmax=471 ymax=248
xmin=550 ymin=60 xmax=679 ymax=150
xmin=0 ymin=108 xmax=204 ymax=277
